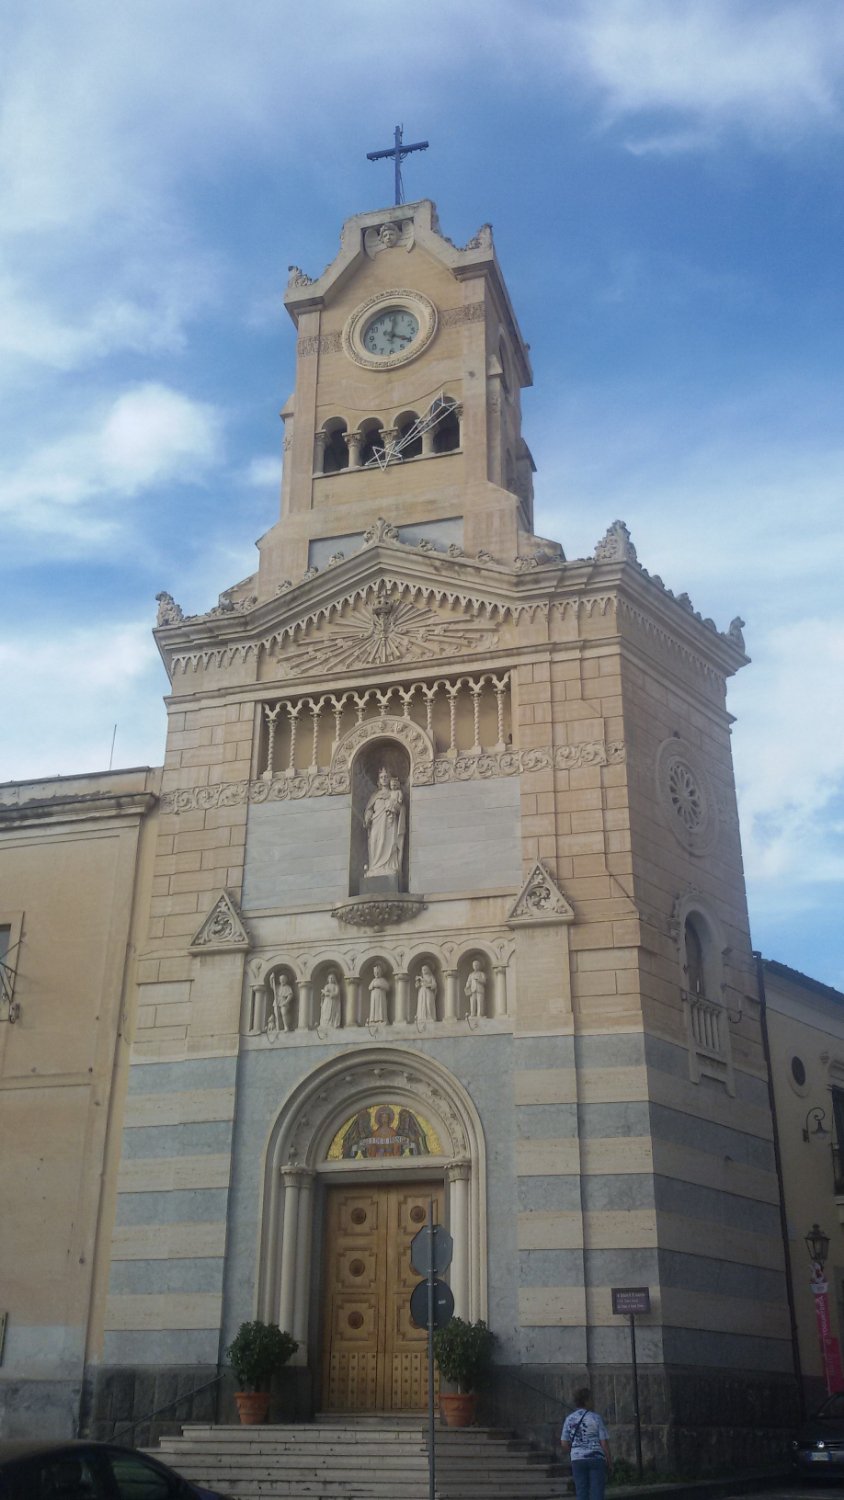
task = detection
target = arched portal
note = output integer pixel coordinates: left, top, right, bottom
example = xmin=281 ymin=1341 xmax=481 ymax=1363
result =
xmin=256 ymin=1047 xmax=486 ymax=1409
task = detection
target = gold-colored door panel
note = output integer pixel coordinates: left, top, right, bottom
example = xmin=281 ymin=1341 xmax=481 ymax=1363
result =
xmin=321 ymin=1181 xmax=443 ymax=1411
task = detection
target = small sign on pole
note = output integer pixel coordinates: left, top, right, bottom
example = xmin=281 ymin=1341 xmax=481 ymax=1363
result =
xmin=408 ymin=1202 xmax=454 ymax=1500
xmin=612 ymin=1287 xmax=650 ymax=1479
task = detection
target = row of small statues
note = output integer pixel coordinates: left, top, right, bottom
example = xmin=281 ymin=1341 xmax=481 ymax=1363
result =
xmin=268 ymin=961 xmax=488 ymax=1031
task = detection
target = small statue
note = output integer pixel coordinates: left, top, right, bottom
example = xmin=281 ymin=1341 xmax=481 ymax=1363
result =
xmin=465 ymin=959 xmax=487 ymax=1018
xmin=320 ymin=971 xmax=342 ymax=1029
xmin=415 ymin=965 xmax=438 ymax=1023
xmin=368 ymin=963 xmax=390 ymax=1025
xmin=364 ymin=220 xmax=414 ymax=258
xmin=269 ymin=972 xmax=295 ymax=1033
xmin=155 ymin=591 xmax=183 ymax=626
xmin=364 ymin=768 xmax=406 ymax=879
xmin=728 ymin=616 xmax=746 ymax=651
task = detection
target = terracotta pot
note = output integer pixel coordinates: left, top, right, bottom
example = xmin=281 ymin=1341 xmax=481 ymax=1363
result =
xmin=235 ymin=1390 xmax=271 ymax=1425
xmin=439 ymin=1391 xmax=477 ymax=1427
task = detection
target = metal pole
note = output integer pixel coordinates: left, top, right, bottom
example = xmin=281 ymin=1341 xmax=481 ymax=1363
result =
xmin=394 ymin=125 xmax=402 ymax=206
xmin=630 ymin=1312 xmax=643 ymax=1479
xmin=427 ymin=1198 xmax=436 ymax=1500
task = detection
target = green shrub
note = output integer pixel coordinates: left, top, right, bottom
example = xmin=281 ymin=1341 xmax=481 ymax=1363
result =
xmin=432 ymin=1317 xmax=495 ymax=1393
xmin=226 ymin=1320 xmax=298 ymax=1392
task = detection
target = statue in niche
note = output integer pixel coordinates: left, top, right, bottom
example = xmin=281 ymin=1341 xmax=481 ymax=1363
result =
xmin=368 ymin=963 xmax=390 ymax=1025
xmin=465 ymin=960 xmax=487 ymax=1018
xmin=319 ymin=971 xmax=342 ymax=1029
xmin=269 ymin=972 xmax=295 ymax=1032
xmin=364 ymin=768 xmax=406 ymax=879
xmin=415 ymin=965 xmax=438 ymax=1024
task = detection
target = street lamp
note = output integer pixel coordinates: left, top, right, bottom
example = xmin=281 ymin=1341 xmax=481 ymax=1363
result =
xmin=805 ymin=1222 xmax=831 ymax=1270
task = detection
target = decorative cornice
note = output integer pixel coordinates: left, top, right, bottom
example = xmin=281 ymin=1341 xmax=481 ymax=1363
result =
xmin=190 ymin=891 xmax=250 ymax=952
xmin=0 ymin=789 xmax=157 ymax=827
xmin=160 ymin=741 xmax=626 ymax=813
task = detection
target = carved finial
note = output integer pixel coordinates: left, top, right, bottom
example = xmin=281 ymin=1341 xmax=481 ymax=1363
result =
xmin=277 ymin=579 xmax=293 ymax=593
xmin=463 ymin=223 xmax=492 ymax=251
xmin=447 ymin=542 xmax=465 ymax=558
xmin=326 ymin=551 xmax=345 ymax=568
xmin=676 ymin=592 xmax=694 ymax=612
xmin=513 ymin=555 xmax=539 ymax=572
xmin=476 ymin=549 xmax=495 ymax=563
xmin=287 ymin=265 xmax=314 ymax=288
xmin=728 ymin=616 xmax=746 ymax=650
xmin=594 ymin=520 xmax=638 ymax=564
xmin=362 ymin=516 xmax=400 ymax=546
xmin=155 ymin=591 xmax=183 ymax=626
xmin=301 ymin=566 xmax=319 ymax=582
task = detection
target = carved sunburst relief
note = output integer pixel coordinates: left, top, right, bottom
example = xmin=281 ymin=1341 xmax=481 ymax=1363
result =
xmin=282 ymin=586 xmax=498 ymax=674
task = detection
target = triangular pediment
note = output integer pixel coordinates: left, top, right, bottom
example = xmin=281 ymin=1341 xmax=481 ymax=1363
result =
xmin=190 ymin=891 xmax=250 ymax=953
xmin=507 ymin=863 xmax=575 ymax=926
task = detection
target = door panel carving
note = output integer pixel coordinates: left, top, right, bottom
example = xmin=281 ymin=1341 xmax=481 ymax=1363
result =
xmin=322 ymin=1180 xmax=442 ymax=1411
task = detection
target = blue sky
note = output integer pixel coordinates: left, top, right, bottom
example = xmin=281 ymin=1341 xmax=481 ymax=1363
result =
xmin=2 ymin=0 xmax=842 ymax=986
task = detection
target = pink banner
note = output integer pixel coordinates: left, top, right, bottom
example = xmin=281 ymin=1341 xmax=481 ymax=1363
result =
xmin=811 ymin=1265 xmax=844 ymax=1394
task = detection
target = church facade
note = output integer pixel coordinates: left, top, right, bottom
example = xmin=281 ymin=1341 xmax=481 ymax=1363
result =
xmin=0 ymin=201 xmax=805 ymax=1463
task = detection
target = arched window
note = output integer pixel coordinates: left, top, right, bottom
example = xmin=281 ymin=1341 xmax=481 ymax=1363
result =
xmin=359 ymin=419 xmax=384 ymax=467
xmin=395 ymin=411 xmax=422 ymax=459
xmin=684 ymin=917 xmax=706 ymax=997
xmin=432 ymin=398 xmax=460 ymax=454
xmin=321 ymin=419 xmax=348 ymax=474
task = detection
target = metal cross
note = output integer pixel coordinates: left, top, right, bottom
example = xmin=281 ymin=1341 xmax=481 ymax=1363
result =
xmin=367 ymin=125 xmax=428 ymax=206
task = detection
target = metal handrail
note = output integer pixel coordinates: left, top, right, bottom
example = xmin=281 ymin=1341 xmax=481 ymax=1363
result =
xmin=110 ymin=1371 xmax=224 ymax=1445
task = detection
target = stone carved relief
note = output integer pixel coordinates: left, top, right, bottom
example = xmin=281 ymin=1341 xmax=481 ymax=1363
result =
xmin=440 ymin=303 xmax=485 ymax=328
xmin=190 ymin=891 xmax=250 ymax=951
xmin=268 ymin=972 xmax=295 ymax=1033
xmin=287 ymin=265 xmax=314 ymax=288
xmin=331 ymin=896 xmax=427 ymax=930
xmin=415 ymin=965 xmax=438 ymax=1023
xmin=364 ymin=768 xmax=406 ymax=879
xmin=462 ymin=223 xmax=493 ymax=251
xmin=331 ymin=717 xmax=435 ymax=783
xmin=160 ymin=740 xmax=627 ymax=813
xmin=364 ymin=219 xmax=414 ymax=257
xmin=507 ymin=862 xmax=575 ymax=925
xmin=279 ymin=586 xmax=499 ymax=675
xmin=319 ymin=971 xmax=342 ymax=1029
xmin=367 ymin=963 xmax=390 ymax=1023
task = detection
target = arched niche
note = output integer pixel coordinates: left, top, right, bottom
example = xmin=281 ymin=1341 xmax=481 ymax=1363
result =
xmin=256 ymin=1048 xmax=487 ymax=1358
xmin=349 ymin=738 xmax=411 ymax=896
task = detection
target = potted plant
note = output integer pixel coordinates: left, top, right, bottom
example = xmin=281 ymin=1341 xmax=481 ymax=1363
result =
xmin=226 ymin=1319 xmax=299 ymax=1424
xmin=432 ymin=1317 xmax=495 ymax=1427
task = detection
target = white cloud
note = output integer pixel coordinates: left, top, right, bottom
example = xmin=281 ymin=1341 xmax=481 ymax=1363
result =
xmin=0 ymin=624 xmax=166 ymax=782
xmin=556 ymin=0 xmax=844 ymax=148
xmin=0 ymin=383 xmax=222 ymax=539
xmin=244 ymin=455 xmax=281 ymax=489
xmin=732 ymin=619 xmax=844 ymax=884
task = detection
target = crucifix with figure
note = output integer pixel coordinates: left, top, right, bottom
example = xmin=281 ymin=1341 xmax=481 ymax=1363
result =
xmin=367 ymin=125 xmax=429 ymax=206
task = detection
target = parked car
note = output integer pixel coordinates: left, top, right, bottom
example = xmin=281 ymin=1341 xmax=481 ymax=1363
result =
xmin=0 ymin=1440 xmax=234 ymax=1500
xmin=791 ymin=1390 xmax=844 ymax=1476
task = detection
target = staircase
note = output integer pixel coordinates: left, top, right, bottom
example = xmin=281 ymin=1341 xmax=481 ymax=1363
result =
xmin=150 ymin=1416 xmax=567 ymax=1499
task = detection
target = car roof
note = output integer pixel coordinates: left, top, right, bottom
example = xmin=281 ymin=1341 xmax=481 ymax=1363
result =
xmin=0 ymin=1440 xmax=164 ymax=1462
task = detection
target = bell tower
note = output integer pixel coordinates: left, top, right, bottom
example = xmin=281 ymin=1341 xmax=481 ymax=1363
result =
xmin=256 ymin=200 xmax=538 ymax=590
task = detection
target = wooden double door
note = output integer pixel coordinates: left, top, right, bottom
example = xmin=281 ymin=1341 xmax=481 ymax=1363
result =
xmin=321 ymin=1180 xmax=443 ymax=1411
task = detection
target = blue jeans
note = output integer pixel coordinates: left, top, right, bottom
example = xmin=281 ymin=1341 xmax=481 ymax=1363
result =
xmin=571 ymin=1455 xmax=607 ymax=1500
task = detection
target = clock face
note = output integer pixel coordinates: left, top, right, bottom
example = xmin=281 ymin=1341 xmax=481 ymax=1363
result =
xmin=363 ymin=307 xmax=420 ymax=357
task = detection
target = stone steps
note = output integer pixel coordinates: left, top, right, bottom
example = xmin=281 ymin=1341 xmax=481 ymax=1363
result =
xmin=148 ymin=1417 xmax=566 ymax=1500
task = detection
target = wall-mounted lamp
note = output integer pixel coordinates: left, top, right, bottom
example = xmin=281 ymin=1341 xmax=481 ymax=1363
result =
xmin=803 ymin=1106 xmax=831 ymax=1143
xmin=805 ymin=1222 xmax=831 ymax=1271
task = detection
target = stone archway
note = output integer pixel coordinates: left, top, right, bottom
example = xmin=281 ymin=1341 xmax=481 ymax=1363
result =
xmin=256 ymin=1048 xmax=486 ymax=1376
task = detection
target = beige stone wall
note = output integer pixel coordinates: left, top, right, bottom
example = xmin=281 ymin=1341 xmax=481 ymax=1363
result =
xmin=0 ymin=769 xmax=158 ymax=1420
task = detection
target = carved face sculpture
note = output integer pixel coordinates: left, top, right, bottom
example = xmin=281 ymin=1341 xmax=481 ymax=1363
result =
xmin=373 ymin=963 xmax=383 ymax=977
xmin=379 ymin=222 xmax=400 ymax=248
xmin=377 ymin=767 xmax=389 ymax=789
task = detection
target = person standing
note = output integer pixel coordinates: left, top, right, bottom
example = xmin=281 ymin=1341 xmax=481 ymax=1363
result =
xmin=561 ymin=1387 xmax=612 ymax=1500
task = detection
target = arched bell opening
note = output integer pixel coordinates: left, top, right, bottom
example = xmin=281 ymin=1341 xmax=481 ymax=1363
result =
xmin=255 ymin=1048 xmax=487 ymax=1405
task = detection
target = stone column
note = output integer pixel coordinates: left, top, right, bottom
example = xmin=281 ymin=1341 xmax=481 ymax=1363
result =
xmin=344 ymin=977 xmax=361 ymax=1028
xmin=297 ymin=980 xmax=313 ymax=1031
xmin=250 ymin=984 xmax=266 ymax=1034
xmin=313 ymin=430 xmax=327 ymax=474
xmin=493 ymin=965 xmax=508 ymax=1018
xmin=344 ymin=429 xmax=362 ymax=468
xmin=444 ymin=969 xmax=459 ymax=1022
xmin=421 ymin=421 xmax=436 ymax=457
xmin=394 ymin=972 xmax=409 ymax=1025
xmin=293 ymin=1170 xmax=315 ymax=1349
xmin=447 ymin=1160 xmax=472 ymax=1319
xmin=279 ymin=1168 xmax=303 ymax=1334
